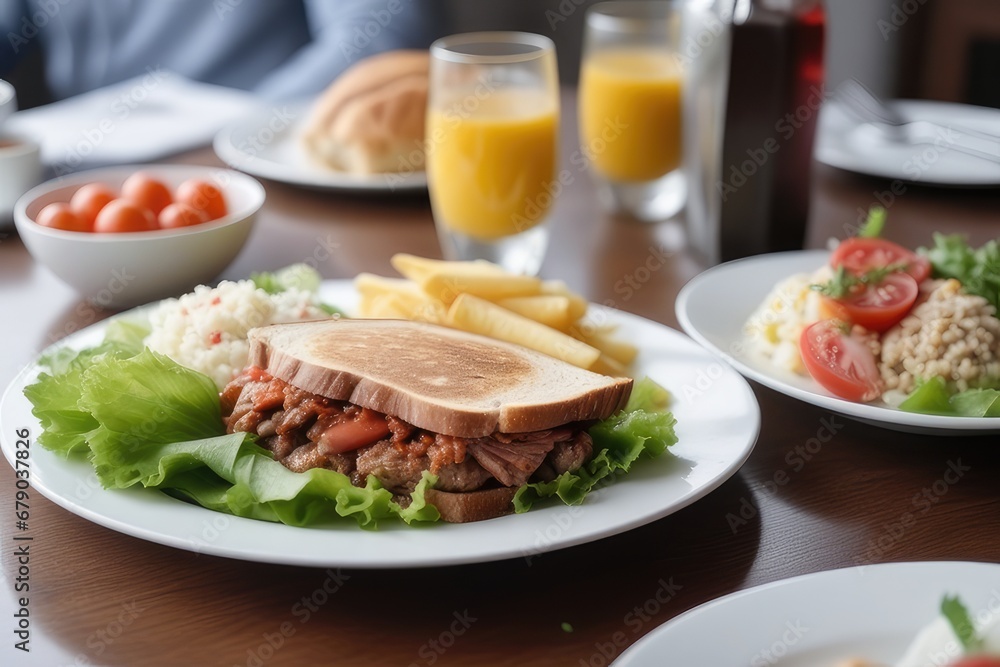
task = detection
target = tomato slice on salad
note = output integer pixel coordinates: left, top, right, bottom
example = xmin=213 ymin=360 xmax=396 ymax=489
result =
xmin=799 ymin=320 xmax=884 ymax=402
xmin=830 ymin=237 xmax=932 ymax=284
xmin=821 ymin=272 xmax=919 ymax=333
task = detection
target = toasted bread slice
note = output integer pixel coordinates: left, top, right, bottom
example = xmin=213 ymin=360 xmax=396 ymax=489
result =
xmin=424 ymin=488 xmax=517 ymax=523
xmin=247 ymin=319 xmax=632 ymax=438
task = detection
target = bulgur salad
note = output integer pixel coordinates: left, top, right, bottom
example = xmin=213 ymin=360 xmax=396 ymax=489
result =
xmin=745 ymin=209 xmax=1000 ymax=417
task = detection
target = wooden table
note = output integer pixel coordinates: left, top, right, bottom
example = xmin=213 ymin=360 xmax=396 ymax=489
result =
xmin=2 ymin=101 xmax=1000 ymax=666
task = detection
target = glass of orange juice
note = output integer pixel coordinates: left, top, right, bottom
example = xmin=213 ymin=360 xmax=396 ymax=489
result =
xmin=426 ymin=32 xmax=559 ymax=275
xmin=579 ymin=1 xmax=685 ymax=222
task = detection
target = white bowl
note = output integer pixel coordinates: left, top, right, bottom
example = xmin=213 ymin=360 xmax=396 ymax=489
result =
xmin=14 ymin=165 xmax=264 ymax=308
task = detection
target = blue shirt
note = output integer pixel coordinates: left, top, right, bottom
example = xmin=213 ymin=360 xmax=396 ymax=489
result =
xmin=1 ymin=0 xmax=445 ymax=100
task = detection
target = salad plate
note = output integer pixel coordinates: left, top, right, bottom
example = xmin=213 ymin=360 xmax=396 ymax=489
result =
xmin=613 ymin=560 xmax=1000 ymax=666
xmin=213 ymin=104 xmax=427 ymax=193
xmin=817 ymin=99 xmax=1000 ymax=186
xmin=0 ymin=281 xmax=759 ymax=569
xmin=676 ymin=250 xmax=1000 ymax=435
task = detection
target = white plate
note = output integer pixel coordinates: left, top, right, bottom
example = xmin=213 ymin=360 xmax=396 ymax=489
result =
xmin=817 ymin=99 xmax=1000 ymax=186
xmin=213 ymin=104 xmax=426 ymax=193
xmin=676 ymin=250 xmax=1000 ymax=435
xmin=0 ymin=281 xmax=759 ymax=568
xmin=613 ymin=560 xmax=1000 ymax=666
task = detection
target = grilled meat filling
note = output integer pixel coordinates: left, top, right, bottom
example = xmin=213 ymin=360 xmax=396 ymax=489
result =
xmin=221 ymin=367 xmax=594 ymax=494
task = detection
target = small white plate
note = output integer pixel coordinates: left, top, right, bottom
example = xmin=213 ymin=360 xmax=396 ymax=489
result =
xmin=676 ymin=250 xmax=1000 ymax=435
xmin=817 ymin=99 xmax=1000 ymax=186
xmin=213 ymin=104 xmax=426 ymax=193
xmin=613 ymin=560 xmax=1000 ymax=666
xmin=0 ymin=281 xmax=759 ymax=568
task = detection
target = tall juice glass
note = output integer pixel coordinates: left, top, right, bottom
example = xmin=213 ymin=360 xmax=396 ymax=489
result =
xmin=427 ymin=32 xmax=559 ymax=276
xmin=579 ymin=1 xmax=685 ymax=221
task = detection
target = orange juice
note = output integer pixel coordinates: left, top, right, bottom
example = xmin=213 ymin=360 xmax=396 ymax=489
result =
xmin=427 ymin=90 xmax=558 ymax=241
xmin=579 ymin=48 xmax=683 ymax=182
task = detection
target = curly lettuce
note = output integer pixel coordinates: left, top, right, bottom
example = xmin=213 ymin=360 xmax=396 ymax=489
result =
xmin=25 ymin=334 xmax=675 ymax=528
xmin=513 ymin=377 xmax=678 ymax=512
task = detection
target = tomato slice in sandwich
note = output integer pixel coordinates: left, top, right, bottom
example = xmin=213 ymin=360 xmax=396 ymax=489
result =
xmin=317 ymin=409 xmax=391 ymax=455
xmin=830 ymin=237 xmax=931 ymax=284
xmin=820 ymin=272 xmax=919 ymax=333
xmin=799 ymin=320 xmax=884 ymax=402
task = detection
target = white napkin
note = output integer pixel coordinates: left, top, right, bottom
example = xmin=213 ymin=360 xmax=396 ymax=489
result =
xmin=6 ymin=69 xmax=260 ymax=172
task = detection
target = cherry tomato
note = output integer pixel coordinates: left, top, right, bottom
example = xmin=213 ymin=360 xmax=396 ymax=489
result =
xmin=821 ymin=272 xmax=919 ymax=333
xmin=949 ymin=658 xmax=1000 ymax=667
xmin=158 ymin=202 xmax=208 ymax=229
xmin=800 ymin=319 xmax=884 ymax=402
xmin=94 ymin=199 xmax=158 ymax=233
xmin=36 ymin=202 xmax=89 ymax=232
xmin=175 ymin=179 xmax=227 ymax=220
xmin=316 ymin=409 xmax=390 ymax=455
xmin=69 ymin=183 xmax=115 ymax=227
xmin=831 ymin=237 xmax=931 ymax=283
xmin=121 ymin=172 xmax=173 ymax=215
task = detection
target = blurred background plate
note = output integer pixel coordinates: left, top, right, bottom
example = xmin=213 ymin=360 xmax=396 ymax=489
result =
xmin=213 ymin=104 xmax=427 ymax=194
xmin=817 ymin=99 xmax=1000 ymax=186
xmin=613 ymin=561 xmax=1000 ymax=666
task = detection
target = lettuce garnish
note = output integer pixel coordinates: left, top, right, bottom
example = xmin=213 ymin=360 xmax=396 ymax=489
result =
xmin=899 ymin=376 xmax=1000 ymax=418
xmin=513 ymin=377 xmax=678 ymax=512
xmin=942 ymin=595 xmax=982 ymax=652
xmin=25 ymin=334 xmax=675 ymax=528
xmin=923 ymin=233 xmax=1000 ymax=312
xmin=250 ymin=263 xmax=343 ymax=315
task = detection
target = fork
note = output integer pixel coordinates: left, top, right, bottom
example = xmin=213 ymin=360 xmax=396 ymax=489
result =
xmin=834 ymin=79 xmax=1000 ymax=164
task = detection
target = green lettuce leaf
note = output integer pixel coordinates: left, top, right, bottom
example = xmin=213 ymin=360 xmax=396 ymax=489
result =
xmin=513 ymin=377 xmax=678 ymax=512
xmin=899 ymin=377 xmax=954 ymax=416
xmin=942 ymin=595 xmax=981 ymax=652
xmin=949 ymin=389 xmax=1000 ymax=418
xmin=251 ymin=263 xmax=344 ymax=316
xmin=858 ymin=206 xmax=886 ymax=238
xmin=923 ymin=233 xmax=1000 ymax=311
xmin=26 ymin=332 xmax=676 ymax=527
xmin=25 ymin=337 xmax=145 ymax=456
xmin=624 ymin=376 xmax=672 ymax=412
xmin=899 ymin=376 xmax=1000 ymax=417
xmin=250 ymin=263 xmax=322 ymax=294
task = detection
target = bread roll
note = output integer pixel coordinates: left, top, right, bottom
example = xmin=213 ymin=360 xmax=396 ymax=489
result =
xmin=301 ymin=50 xmax=429 ymax=174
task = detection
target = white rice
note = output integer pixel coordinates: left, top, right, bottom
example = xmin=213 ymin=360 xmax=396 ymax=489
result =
xmin=145 ymin=280 xmax=328 ymax=388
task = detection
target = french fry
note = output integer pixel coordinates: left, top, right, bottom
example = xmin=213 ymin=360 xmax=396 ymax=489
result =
xmin=421 ymin=270 xmax=541 ymax=305
xmin=355 ymin=273 xmax=425 ymax=300
xmin=358 ymin=293 xmax=412 ymax=319
xmin=540 ymin=280 xmax=588 ymax=320
xmin=358 ymin=290 xmax=446 ymax=324
xmin=577 ymin=332 xmax=639 ymax=366
xmin=496 ymin=295 xmax=572 ymax=331
xmin=390 ymin=254 xmax=506 ymax=283
xmin=357 ymin=256 xmax=635 ymax=376
xmin=447 ymin=294 xmax=600 ymax=369
xmin=589 ymin=353 xmax=632 ymax=378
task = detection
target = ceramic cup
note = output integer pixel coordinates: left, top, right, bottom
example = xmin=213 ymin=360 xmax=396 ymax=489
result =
xmin=0 ymin=134 xmax=43 ymax=223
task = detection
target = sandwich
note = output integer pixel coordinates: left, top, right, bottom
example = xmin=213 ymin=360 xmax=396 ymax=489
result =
xmin=301 ymin=49 xmax=429 ymax=175
xmin=220 ymin=318 xmax=633 ymax=523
